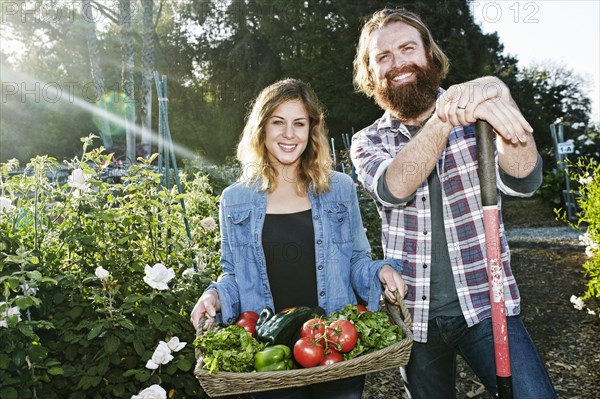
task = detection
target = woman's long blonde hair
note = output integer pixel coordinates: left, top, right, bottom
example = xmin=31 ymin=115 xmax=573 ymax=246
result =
xmin=353 ymin=9 xmax=450 ymax=97
xmin=236 ymin=79 xmax=332 ymax=194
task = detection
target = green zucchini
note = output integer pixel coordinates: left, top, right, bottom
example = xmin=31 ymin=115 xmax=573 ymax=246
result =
xmin=256 ymin=306 xmax=324 ymax=346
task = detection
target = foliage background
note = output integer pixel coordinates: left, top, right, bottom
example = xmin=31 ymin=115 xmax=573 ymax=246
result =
xmin=1 ymin=0 xmax=594 ymax=166
xmin=1 ymin=137 xmax=222 ymax=398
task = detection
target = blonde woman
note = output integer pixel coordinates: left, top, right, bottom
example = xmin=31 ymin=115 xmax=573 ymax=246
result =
xmin=191 ymin=79 xmax=405 ymax=399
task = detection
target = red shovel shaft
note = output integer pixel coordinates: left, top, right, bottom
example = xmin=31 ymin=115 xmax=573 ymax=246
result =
xmin=476 ymin=121 xmax=513 ymax=399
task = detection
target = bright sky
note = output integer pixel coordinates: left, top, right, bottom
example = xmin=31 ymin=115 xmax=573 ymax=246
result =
xmin=472 ymin=0 xmax=600 ymax=123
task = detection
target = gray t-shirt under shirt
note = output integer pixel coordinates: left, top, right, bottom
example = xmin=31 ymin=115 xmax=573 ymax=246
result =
xmin=377 ymin=125 xmax=542 ymax=319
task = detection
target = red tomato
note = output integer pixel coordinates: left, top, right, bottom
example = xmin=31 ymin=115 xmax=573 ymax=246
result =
xmin=325 ymin=320 xmax=358 ymax=353
xmin=239 ymin=311 xmax=259 ymax=322
xmin=236 ymin=311 xmax=259 ymax=336
xmin=293 ymin=337 xmax=325 ymax=368
xmin=319 ymin=348 xmax=344 ymax=366
xmin=355 ymin=304 xmax=369 ymax=313
xmin=301 ymin=318 xmax=326 ymax=347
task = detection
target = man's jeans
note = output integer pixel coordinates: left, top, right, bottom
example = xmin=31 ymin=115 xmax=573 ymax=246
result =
xmin=402 ymin=315 xmax=557 ymax=399
xmin=250 ymin=375 xmax=364 ymax=399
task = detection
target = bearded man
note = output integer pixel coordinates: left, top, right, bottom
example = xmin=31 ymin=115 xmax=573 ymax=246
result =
xmin=350 ymin=9 xmax=557 ymax=399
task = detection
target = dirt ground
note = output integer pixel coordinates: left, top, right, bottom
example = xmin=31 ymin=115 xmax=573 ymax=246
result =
xmin=362 ymin=197 xmax=600 ymax=399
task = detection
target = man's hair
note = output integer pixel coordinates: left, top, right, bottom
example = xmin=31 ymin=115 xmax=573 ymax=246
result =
xmin=237 ymin=78 xmax=332 ymax=194
xmin=353 ymin=9 xmax=450 ymax=97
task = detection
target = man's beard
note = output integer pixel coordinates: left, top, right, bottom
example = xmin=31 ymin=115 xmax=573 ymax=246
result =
xmin=374 ymin=60 xmax=442 ymax=121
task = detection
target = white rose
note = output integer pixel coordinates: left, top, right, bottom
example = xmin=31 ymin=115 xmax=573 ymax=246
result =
xmin=578 ymin=175 xmax=593 ymax=185
xmin=181 ymin=268 xmax=195 ymax=278
xmin=95 ymin=266 xmax=110 ymax=281
xmin=165 ymin=336 xmax=186 ymax=352
xmin=131 ymin=384 xmax=167 ymax=399
xmin=0 ymin=197 xmax=15 ymax=213
xmin=68 ymin=168 xmax=91 ymax=192
xmin=570 ymin=295 xmax=585 ymax=310
xmin=0 ymin=303 xmax=22 ymax=328
xmin=200 ymin=216 xmax=217 ymax=230
xmin=579 ymin=233 xmax=593 ymax=247
xmin=143 ymin=263 xmax=175 ymax=291
xmin=20 ymin=283 xmax=37 ymax=296
xmin=145 ymin=341 xmax=173 ymax=369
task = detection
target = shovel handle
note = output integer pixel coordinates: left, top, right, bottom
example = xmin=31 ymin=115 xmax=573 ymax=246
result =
xmin=475 ymin=120 xmax=498 ymax=207
xmin=475 ymin=120 xmax=513 ymax=399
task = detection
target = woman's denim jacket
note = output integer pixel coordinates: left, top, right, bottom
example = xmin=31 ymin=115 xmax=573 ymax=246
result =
xmin=209 ymin=171 xmax=401 ymax=325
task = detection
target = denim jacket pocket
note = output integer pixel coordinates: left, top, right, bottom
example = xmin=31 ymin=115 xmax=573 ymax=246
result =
xmin=324 ymin=201 xmax=352 ymax=244
xmin=226 ymin=208 xmax=252 ymax=247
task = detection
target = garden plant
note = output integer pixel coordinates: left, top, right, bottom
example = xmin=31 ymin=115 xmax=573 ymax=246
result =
xmin=0 ymin=136 xmax=222 ymax=399
xmin=560 ymin=156 xmax=600 ymax=315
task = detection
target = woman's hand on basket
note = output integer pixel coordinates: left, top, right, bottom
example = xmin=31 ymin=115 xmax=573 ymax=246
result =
xmin=379 ymin=265 xmax=408 ymax=304
xmin=191 ymin=288 xmax=221 ymax=331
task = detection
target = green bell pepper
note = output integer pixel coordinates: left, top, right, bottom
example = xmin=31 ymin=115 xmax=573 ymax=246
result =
xmin=254 ymin=344 xmax=293 ymax=372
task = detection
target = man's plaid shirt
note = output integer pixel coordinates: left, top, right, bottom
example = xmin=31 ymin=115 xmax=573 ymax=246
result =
xmin=351 ymin=110 xmax=535 ymax=343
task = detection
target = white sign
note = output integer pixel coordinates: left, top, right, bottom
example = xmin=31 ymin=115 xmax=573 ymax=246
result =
xmin=557 ymin=142 xmax=574 ymax=155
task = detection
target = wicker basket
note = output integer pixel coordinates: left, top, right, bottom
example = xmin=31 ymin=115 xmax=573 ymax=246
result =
xmin=194 ymin=295 xmax=413 ymax=397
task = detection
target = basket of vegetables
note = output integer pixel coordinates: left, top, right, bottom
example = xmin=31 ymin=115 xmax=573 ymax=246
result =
xmin=193 ymin=294 xmax=412 ymax=397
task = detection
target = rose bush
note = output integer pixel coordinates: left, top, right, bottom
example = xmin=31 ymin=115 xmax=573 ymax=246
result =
xmin=0 ymin=136 xmax=222 ymax=398
xmin=559 ymin=156 xmax=600 ymax=316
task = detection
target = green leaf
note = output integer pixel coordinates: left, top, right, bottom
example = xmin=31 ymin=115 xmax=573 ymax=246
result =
xmin=134 ymin=370 xmax=152 ymax=382
xmin=97 ymin=357 xmax=110 ymax=376
xmin=12 ymin=349 xmax=25 ymax=368
xmin=122 ymin=369 xmax=139 ymax=377
xmin=124 ymin=294 xmax=142 ymax=303
xmin=0 ymin=354 xmax=10 ymax=369
xmin=87 ymin=324 xmax=103 ymax=340
xmin=0 ymin=387 xmax=18 ymax=399
xmin=118 ymin=318 xmax=135 ymax=331
xmin=15 ymin=295 xmax=35 ymax=309
xmin=69 ymin=306 xmax=83 ymax=319
xmin=40 ymin=277 xmax=58 ymax=284
xmin=27 ymin=344 xmax=48 ymax=362
xmin=177 ymin=357 xmax=193 ymax=372
xmin=27 ymin=256 xmax=40 ymax=265
xmin=47 ymin=367 xmax=65 ymax=375
xmin=165 ymin=363 xmax=178 ymax=374
xmin=148 ymin=312 xmax=162 ymax=328
xmin=25 ymin=270 xmax=42 ymax=280
xmin=133 ymin=339 xmax=145 ymax=357
xmin=17 ymin=323 xmax=37 ymax=339
xmin=104 ymin=335 xmax=120 ymax=354
xmin=4 ymin=276 xmax=19 ymax=289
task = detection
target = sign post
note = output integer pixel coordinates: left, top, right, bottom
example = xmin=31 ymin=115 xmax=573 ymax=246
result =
xmin=550 ymin=124 xmax=577 ymax=220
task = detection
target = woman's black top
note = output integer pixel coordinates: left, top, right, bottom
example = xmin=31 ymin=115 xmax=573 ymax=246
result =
xmin=262 ymin=209 xmax=318 ymax=312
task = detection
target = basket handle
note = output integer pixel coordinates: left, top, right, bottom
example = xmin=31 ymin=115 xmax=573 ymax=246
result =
xmin=385 ymin=291 xmax=413 ymax=335
xmin=194 ymin=317 xmax=212 ymax=361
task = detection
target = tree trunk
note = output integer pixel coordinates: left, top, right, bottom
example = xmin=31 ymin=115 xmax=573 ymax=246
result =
xmin=119 ymin=0 xmax=136 ymax=163
xmin=82 ymin=0 xmax=112 ymax=150
xmin=140 ymin=0 xmax=155 ymax=158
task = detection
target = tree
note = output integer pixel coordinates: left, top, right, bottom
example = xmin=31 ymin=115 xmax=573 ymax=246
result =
xmin=508 ymin=62 xmax=592 ymax=152
xmin=81 ymin=0 xmax=113 ymax=150
xmin=199 ymin=0 xmax=507 ymax=150
xmin=0 ymin=0 xmax=593 ymax=168
xmin=140 ymin=0 xmax=155 ymax=158
xmin=118 ymin=0 xmax=137 ymax=163
xmin=0 ymin=1 xmax=99 ymax=162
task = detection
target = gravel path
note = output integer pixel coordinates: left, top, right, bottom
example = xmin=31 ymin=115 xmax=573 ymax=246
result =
xmin=504 ymin=225 xmax=582 ymax=244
